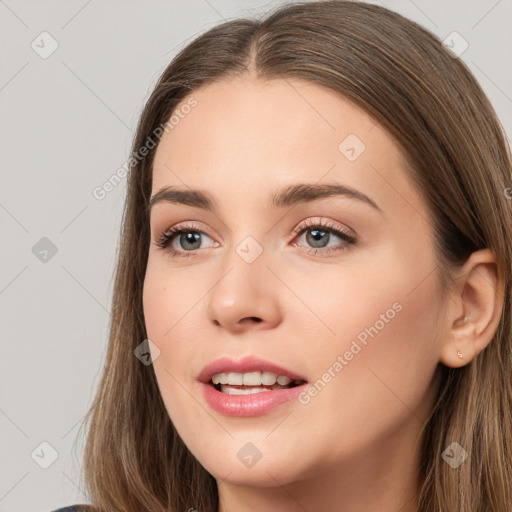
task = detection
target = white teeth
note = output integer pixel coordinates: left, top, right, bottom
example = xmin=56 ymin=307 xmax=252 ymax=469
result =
xmin=242 ymin=371 xmax=261 ymax=386
xmin=261 ymin=371 xmax=277 ymax=386
xmin=211 ymin=371 xmax=296 ymax=386
xmin=227 ymin=372 xmax=243 ymax=385
xmin=220 ymin=385 xmax=269 ymax=395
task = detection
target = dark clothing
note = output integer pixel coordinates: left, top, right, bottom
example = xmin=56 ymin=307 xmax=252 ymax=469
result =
xmin=50 ymin=506 xmax=93 ymax=512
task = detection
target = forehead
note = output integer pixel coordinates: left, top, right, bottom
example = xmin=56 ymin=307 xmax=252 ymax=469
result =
xmin=153 ymin=76 xmax=380 ymax=175
xmin=150 ymin=76 xmax=427 ymax=225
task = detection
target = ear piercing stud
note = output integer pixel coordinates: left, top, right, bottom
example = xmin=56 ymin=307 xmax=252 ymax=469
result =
xmin=456 ymin=317 xmax=468 ymax=360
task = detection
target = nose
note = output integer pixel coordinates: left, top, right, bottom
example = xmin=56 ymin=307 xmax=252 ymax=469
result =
xmin=206 ymin=249 xmax=282 ymax=333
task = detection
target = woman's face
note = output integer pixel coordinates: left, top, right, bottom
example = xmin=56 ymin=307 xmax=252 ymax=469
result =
xmin=143 ymin=76 xmax=446 ymax=495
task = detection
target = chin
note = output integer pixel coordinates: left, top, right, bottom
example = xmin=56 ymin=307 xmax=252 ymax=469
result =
xmin=185 ymin=437 xmax=307 ymax=487
xmin=208 ymin=460 xmax=303 ymax=488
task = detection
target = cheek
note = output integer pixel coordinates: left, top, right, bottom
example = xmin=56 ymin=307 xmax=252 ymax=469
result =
xmin=313 ymin=237 xmax=443 ymax=365
xmin=142 ymin=274 xmax=169 ymax=341
xmin=143 ymin=283 xmax=208 ymax=386
xmin=292 ymin=254 xmax=441 ymax=452
xmin=142 ymin=257 xmax=209 ymax=415
xmin=142 ymin=256 xmax=204 ymax=341
xmin=143 ymin=264 xmax=188 ymax=404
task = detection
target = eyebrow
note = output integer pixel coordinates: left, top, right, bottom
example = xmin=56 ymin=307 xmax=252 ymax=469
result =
xmin=149 ymin=183 xmax=384 ymax=215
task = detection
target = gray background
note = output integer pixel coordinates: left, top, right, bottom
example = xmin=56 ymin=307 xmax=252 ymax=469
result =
xmin=1 ymin=0 xmax=511 ymax=510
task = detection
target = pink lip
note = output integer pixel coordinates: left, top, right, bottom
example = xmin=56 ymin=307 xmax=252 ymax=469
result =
xmin=200 ymin=381 xmax=308 ymax=417
xmin=197 ymin=356 xmax=308 ymax=417
xmin=197 ymin=355 xmax=307 ymax=384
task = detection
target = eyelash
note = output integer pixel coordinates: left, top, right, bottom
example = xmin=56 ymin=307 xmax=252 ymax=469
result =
xmin=154 ymin=219 xmax=357 ymax=259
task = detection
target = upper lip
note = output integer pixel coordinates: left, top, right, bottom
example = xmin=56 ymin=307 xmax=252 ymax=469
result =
xmin=197 ymin=356 xmax=308 ymax=384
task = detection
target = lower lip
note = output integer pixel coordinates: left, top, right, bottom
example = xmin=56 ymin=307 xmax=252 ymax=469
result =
xmin=200 ymin=382 xmax=307 ymax=417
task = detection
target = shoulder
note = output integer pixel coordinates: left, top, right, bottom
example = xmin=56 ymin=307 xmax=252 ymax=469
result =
xmin=49 ymin=506 xmax=97 ymax=512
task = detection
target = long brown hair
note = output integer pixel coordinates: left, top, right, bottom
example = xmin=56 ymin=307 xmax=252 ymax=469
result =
xmin=75 ymin=1 xmax=512 ymax=510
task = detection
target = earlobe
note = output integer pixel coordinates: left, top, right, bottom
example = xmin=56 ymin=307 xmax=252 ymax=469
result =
xmin=439 ymin=248 xmax=504 ymax=368
xmin=441 ymin=314 xmax=476 ymax=368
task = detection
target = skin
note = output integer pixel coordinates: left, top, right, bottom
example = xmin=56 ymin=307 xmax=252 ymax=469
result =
xmin=142 ymin=75 xmax=503 ymax=512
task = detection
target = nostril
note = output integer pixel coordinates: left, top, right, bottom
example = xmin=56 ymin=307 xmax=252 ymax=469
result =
xmin=241 ymin=317 xmax=262 ymax=324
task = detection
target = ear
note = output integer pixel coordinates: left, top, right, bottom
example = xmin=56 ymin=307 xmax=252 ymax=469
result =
xmin=439 ymin=248 xmax=505 ymax=368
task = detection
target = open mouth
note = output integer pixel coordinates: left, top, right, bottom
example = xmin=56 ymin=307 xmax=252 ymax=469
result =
xmin=200 ymin=365 xmax=309 ymax=415
xmin=210 ymin=374 xmax=307 ymax=395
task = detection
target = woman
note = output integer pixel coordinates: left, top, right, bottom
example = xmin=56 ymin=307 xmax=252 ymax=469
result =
xmin=53 ymin=1 xmax=512 ymax=511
